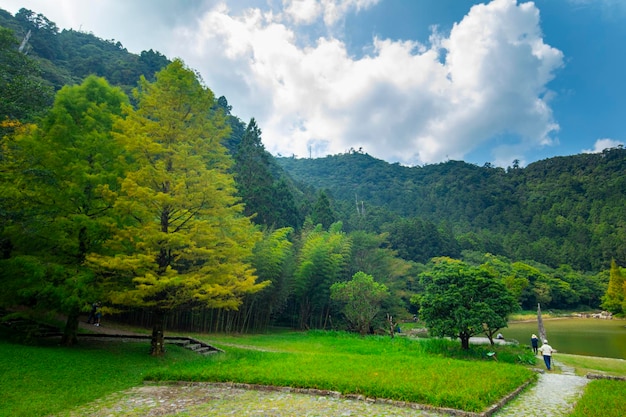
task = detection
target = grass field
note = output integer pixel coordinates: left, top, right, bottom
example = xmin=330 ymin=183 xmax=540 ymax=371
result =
xmin=557 ymin=353 xmax=626 ymax=377
xmin=1 ymin=328 xmax=534 ymax=416
xmin=570 ymin=379 xmax=626 ymax=417
xmin=0 ymin=333 xmax=201 ymax=417
xmin=146 ymin=331 xmax=534 ymax=412
xmin=2 ymin=326 xmax=624 ymax=417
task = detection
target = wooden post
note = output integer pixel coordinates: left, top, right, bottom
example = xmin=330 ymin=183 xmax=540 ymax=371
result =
xmin=537 ymin=303 xmax=547 ymax=342
xmin=387 ymin=313 xmax=395 ymax=339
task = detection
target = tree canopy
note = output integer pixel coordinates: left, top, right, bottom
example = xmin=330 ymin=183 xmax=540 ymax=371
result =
xmin=418 ymin=257 xmax=518 ymax=349
xmin=331 ymin=271 xmax=389 ymax=335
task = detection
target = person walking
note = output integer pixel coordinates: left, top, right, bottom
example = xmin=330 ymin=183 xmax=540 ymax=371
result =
xmin=87 ymin=302 xmax=98 ymax=324
xmin=531 ymin=334 xmax=539 ymax=355
xmin=93 ymin=302 xmax=102 ymax=326
xmin=538 ymin=339 xmax=556 ymax=370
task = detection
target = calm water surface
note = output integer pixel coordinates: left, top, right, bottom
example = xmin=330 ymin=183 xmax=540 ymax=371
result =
xmin=503 ymin=318 xmax=626 ymax=360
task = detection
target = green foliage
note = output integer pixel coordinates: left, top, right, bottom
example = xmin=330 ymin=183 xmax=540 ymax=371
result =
xmin=330 ymin=271 xmax=389 ymax=334
xmin=310 ymin=190 xmax=336 ymax=229
xmin=292 ymin=222 xmax=352 ymax=329
xmin=0 ymin=76 xmax=128 ymax=344
xmin=86 ymin=61 xmax=267 ymax=354
xmin=239 ymin=227 xmax=295 ymax=331
xmin=601 ymin=260 xmax=625 ymax=314
xmin=1 ymin=7 xmax=170 ymax=95
xmin=0 ymin=26 xmax=54 ymax=121
xmin=382 ymin=216 xmax=460 ymax=263
xmin=233 ymin=118 xmax=301 ymax=229
xmin=277 ymin=149 xmax=626 ymax=273
xmin=418 ymin=258 xmax=518 ymax=349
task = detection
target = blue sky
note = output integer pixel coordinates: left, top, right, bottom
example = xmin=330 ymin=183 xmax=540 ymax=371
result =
xmin=2 ymin=0 xmax=624 ymax=167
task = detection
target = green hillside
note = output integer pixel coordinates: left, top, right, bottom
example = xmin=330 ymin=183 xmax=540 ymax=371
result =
xmin=277 ymin=149 xmax=626 ymax=271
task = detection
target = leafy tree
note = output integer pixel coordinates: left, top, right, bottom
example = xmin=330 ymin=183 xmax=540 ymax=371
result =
xmin=87 ymin=60 xmax=267 ymax=355
xmin=601 ymin=260 xmax=624 ymax=314
xmin=418 ymin=258 xmax=517 ymax=349
xmin=331 ymin=271 xmax=389 ymax=335
xmin=0 ymin=75 xmax=128 ymax=344
xmin=14 ymin=8 xmax=61 ymax=60
xmin=311 ymin=191 xmax=335 ymax=229
xmin=347 ymin=230 xmax=412 ymax=319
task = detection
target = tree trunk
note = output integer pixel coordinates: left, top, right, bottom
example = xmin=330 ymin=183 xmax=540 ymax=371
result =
xmin=537 ymin=303 xmax=547 ymax=342
xmin=61 ymin=307 xmax=80 ymax=346
xmin=460 ymin=332 xmax=470 ymax=350
xmin=151 ymin=311 xmax=165 ymax=356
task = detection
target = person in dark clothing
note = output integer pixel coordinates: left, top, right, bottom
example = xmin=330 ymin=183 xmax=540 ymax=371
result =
xmin=87 ymin=302 xmax=98 ymax=324
xmin=531 ymin=334 xmax=539 ymax=355
xmin=94 ymin=302 xmax=102 ymax=326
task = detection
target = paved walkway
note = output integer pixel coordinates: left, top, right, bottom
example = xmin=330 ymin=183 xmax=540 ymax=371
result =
xmin=494 ymin=359 xmax=589 ymax=417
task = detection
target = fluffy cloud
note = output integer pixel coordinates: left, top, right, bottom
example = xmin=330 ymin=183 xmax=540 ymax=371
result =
xmin=176 ymin=0 xmax=563 ymax=165
xmin=8 ymin=0 xmax=564 ymax=166
xmin=582 ymin=138 xmax=624 ymax=154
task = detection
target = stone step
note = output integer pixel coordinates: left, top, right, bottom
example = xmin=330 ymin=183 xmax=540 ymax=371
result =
xmin=168 ymin=339 xmax=191 ymax=346
xmin=195 ymin=346 xmax=213 ymax=353
xmin=187 ymin=343 xmax=203 ymax=351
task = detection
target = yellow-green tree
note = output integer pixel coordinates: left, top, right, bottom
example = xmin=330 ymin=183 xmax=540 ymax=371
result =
xmin=601 ymin=259 xmax=624 ymax=315
xmin=88 ymin=60 xmax=266 ymax=355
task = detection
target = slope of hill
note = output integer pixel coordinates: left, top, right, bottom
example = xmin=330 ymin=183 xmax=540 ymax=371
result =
xmin=277 ymin=148 xmax=626 ymax=271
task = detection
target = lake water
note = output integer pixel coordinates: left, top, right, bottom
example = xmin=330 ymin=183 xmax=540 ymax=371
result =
xmin=503 ymin=318 xmax=626 ymax=360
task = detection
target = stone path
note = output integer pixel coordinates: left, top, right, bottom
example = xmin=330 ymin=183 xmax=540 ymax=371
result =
xmin=493 ymin=358 xmax=589 ymax=417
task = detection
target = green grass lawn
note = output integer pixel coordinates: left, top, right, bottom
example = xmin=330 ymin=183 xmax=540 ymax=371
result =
xmin=0 ymin=328 xmax=537 ymax=416
xmin=570 ymin=379 xmax=626 ymax=417
xmin=0 ymin=334 xmax=201 ymax=417
xmin=556 ymin=353 xmax=626 ymax=377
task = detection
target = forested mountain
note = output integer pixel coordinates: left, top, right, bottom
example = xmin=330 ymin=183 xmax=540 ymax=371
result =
xmin=277 ymin=148 xmax=626 ymax=272
xmin=0 ymin=8 xmax=169 ymax=94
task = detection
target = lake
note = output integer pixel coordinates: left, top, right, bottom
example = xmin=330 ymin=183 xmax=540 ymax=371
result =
xmin=503 ymin=318 xmax=626 ymax=360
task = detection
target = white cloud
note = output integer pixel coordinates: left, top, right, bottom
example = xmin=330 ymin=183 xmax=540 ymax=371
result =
xmin=5 ymin=0 xmax=564 ymax=166
xmin=177 ymin=0 xmax=563 ymax=165
xmin=582 ymin=138 xmax=624 ymax=154
xmin=282 ymin=0 xmax=322 ymax=24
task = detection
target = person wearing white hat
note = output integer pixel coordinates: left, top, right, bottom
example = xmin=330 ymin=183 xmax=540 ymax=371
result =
xmin=538 ymin=339 xmax=556 ymax=370
xmin=531 ymin=334 xmax=539 ymax=354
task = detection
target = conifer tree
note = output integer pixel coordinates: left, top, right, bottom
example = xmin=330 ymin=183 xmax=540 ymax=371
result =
xmin=88 ymin=60 xmax=267 ymax=355
xmin=0 ymin=76 xmax=127 ymax=345
xmin=601 ymin=259 xmax=624 ymax=314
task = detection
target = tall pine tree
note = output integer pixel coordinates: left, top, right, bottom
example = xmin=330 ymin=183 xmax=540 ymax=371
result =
xmin=87 ymin=60 xmax=267 ymax=355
